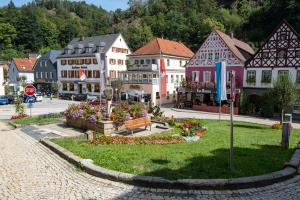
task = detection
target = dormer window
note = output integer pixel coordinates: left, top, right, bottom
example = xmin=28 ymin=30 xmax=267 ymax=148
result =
xmin=279 ymin=32 xmax=288 ymax=41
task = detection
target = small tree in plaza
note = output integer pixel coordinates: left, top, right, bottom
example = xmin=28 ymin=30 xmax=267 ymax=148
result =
xmin=271 ymin=75 xmax=298 ymax=123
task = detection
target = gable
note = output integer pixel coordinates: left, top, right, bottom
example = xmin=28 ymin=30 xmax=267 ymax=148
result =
xmin=246 ymin=20 xmax=300 ymax=68
xmin=186 ymin=31 xmax=243 ymax=68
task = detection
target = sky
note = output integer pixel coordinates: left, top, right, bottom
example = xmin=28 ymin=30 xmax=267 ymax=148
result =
xmin=0 ymin=0 xmax=129 ymax=11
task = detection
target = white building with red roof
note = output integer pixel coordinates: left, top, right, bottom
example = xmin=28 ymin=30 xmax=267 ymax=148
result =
xmin=8 ymin=58 xmax=37 ymax=87
xmin=120 ymin=38 xmax=194 ymax=105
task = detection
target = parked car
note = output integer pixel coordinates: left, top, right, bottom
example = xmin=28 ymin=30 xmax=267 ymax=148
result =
xmin=7 ymin=94 xmax=18 ymax=104
xmin=89 ymin=98 xmax=107 ymax=105
xmin=0 ymin=96 xmax=9 ymax=105
xmin=59 ymin=93 xmax=72 ymax=100
xmin=74 ymin=94 xmax=87 ymax=101
xmin=34 ymin=92 xmax=43 ymax=102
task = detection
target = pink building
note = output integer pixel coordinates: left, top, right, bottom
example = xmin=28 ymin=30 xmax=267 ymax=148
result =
xmin=184 ymin=30 xmax=254 ymax=111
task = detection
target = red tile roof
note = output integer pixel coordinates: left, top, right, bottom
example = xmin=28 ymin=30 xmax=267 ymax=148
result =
xmin=215 ymin=30 xmax=254 ymax=62
xmin=12 ymin=58 xmax=36 ymax=72
xmin=130 ymin=38 xmax=194 ymax=58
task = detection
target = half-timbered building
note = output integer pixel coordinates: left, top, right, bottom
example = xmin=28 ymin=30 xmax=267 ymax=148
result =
xmin=244 ymin=20 xmax=300 ymax=95
xmin=184 ymin=29 xmax=254 ymax=112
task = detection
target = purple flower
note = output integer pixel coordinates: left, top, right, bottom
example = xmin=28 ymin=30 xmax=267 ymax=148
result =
xmin=88 ymin=115 xmax=97 ymax=124
xmin=125 ymin=114 xmax=131 ymax=121
xmin=71 ymin=112 xmax=80 ymax=119
xmin=143 ymin=111 xmax=148 ymax=117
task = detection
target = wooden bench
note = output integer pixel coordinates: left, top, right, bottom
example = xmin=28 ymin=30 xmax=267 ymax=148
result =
xmin=124 ymin=117 xmax=152 ymax=134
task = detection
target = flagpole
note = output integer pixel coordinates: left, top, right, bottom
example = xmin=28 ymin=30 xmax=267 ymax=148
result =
xmin=230 ymin=71 xmax=234 ymax=170
xmin=159 ymin=49 xmax=162 ymax=107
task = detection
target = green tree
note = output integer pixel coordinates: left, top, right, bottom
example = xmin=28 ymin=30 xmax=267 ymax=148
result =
xmin=0 ymin=22 xmax=17 ymax=49
xmin=123 ymin=22 xmax=153 ymax=51
xmin=271 ymin=75 xmax=298 ymax=123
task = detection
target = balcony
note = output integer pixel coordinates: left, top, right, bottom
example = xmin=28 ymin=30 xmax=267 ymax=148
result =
xmin=122 ymin=78 xmax=159 ymax=85
xmin=127 ymin=64 xmax=158 ymax=71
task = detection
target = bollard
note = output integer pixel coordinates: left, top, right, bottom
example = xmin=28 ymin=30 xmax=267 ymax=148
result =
xmin=281 ymin=122 xmax=291 ymax=149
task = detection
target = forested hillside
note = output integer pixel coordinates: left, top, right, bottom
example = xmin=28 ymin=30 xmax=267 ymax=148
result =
xmin=0 ymin=0 xmax=299 ymax=60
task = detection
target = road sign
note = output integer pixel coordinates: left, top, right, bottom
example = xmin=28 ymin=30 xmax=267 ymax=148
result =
xmin=26 ymin=96 xmax=35 ymax=104
xmin=24 ymin=85 xmax=36 ymax=96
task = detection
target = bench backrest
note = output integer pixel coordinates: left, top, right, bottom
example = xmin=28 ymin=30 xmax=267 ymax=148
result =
xmin=125 ymin=117 xmax=150 ymax=128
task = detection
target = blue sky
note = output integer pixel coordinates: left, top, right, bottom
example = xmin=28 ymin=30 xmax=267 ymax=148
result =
xmin=0 ymin=0 xmax=129 ymax=11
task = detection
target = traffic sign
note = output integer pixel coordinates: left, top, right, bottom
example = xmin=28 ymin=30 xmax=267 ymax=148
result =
xmin=26 ymin=96 xmax=35 ymax=103
xmin=24 ymin=85 xmax=36 ymax=96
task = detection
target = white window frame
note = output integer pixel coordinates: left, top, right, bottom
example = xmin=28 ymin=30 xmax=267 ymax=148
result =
xmin=36 ymin=72 xmax=39 ymax=79
xmin=203 ymin=71 xmax=211 ymax=83
xmin=192 ymin=71 xmax=199 ymax=82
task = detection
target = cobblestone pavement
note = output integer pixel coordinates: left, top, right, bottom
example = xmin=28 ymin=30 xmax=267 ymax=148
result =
xmin=1 ymin=122 xmax=300 ymax=199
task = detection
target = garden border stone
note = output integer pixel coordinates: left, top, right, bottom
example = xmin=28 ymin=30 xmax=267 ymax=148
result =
xmin=40 ymin=139 xmax=300 ymax=190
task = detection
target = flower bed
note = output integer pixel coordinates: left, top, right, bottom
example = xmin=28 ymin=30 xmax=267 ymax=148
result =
xmin=11 ymin=114 xmax=28 ymax=120
xmin=91 ymin=135 xmax=184 ymax=145
xmin=65 ymin=102 xmax=115 ymax=135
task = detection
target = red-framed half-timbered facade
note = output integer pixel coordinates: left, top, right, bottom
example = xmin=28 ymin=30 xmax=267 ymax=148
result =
xmin=244 ymin=20 xmax=300 ymax=93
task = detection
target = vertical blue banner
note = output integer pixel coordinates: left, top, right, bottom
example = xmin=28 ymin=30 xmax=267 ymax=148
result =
xmin=215 ymin=62 xmax=221 ymax=102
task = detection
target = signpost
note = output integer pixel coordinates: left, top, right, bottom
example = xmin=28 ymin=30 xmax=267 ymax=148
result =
xmin=24 ymin=85 xmax=36 ymax=117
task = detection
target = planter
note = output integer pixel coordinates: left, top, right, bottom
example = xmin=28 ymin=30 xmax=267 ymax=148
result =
xmin=66 ymin=117 xmax=114 ymax=135
xmin=194 ymin=129 xmax=207 ymax=137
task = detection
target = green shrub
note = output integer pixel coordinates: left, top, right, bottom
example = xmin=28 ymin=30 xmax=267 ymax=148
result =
xmin=261 ymin=92 xmax=274 ymax=118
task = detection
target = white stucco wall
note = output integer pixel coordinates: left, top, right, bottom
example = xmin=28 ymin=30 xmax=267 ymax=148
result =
xmin=244 ymin=67 xmax=298 ymax=88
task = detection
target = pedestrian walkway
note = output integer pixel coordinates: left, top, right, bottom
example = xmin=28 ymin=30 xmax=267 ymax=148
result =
xmin=162 ymin=108 xmax=300 ymax=129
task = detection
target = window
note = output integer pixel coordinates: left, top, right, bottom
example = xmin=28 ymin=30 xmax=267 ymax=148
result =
xmin=50 ymin=72 xmax=53 ymax=79
xmin=109 ymin=59 xmax=116 ymax=65
xmin=62 ymin=83 xmax=68 ymax=91
xmin=112 ymin=47 xmax=116 ymax=52
xmin=180 ymin=60 xmax=182 ymax=67
xmin=85 ymin=59 xmax=91 ymax=64
xmin=68 ymin=70 xmax=75 ymax=78
xmin=61 ymin=70 xmax=67 ymax=78
xmin=261 ymin=70 xmax=272 ymax=83
xmin=86 ymin=70 xmax=92 ymax=78
xmin=152 ymin=59 xmax=156 ymax=64
xmin=176 ymin=75 xmax=179 ymax=83
xmin=279 ymin=32 xmax=288 ymax=40
xmin=93 ymin=70 xmax=100 ymax=78
xmin=167 ymin=59 xmax=170 ymax=66
xmin=215 ymin=53 xmax=220 ymax=60
xmin=171 ymin=75 xmax=174 ymax=83
xmin=140 ymin=60 xmax=144 ymax=65
xmin=278 ymin=50 xmax=286 ymax=58
xmin=296 ymin=50 xmax=300 ymax=58
xmin=192 ymin=71 xmax=199 ymax=82
xmin=278 ymin=70 xmax=289 ymax=80
xmin=262 ymin=52 xmax=269 ymax=59
xmin=36 ymin=72 xmax=39 ymax=79
xmin=45 ymin=72 xmax=48 ymax=79
xmin=135 ymin=60 xmax=139 ymax=64
xmin=69 ymin=83 xmax=74 ymax=91
xmin=166 ymin=75 xmax=168 ymax=83
xmin=79 ymin=59 xmax=84 ymax=65
xmin=246 ymin=70 xmax=256 ymax=84
xmin=40 ymin=72 xmax=43 ymax=79
xmin=94 ymin=83 xmax=100 ymax=92
xmin=118 ymin=59 xmax=124 ymax=65
xmin=146 ymin=59 xmax=151 ymax=64
xmin=204 ymin=71 xmax=211 ymax=82
xmin=93 ymin=58 xmax=97 ymax=64
xmin=296 ymin=70 xmax=300 ymax=84
xmin=61 ymin=60 xmax=67 ymax=65
xmin=109 ymin=70 xmax=116 ymax=78
xmin=181 ymin=75 xmax=184 ymax=81
xmin=208 ymin=53 xmax=213 ymax=60
xmin=153 ymin=74 xmax=157 ymax=78
xmin=75 ymin=70 xmax=80 ymax=78
xmin=68 ymin=60 xmax=74 ymax=65
xmin=86 ymin=83 xmax=92 ymax=92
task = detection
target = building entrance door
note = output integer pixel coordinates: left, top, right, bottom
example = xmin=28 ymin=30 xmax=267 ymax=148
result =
xmin=78 ymin=84 xmax=83 ymax=94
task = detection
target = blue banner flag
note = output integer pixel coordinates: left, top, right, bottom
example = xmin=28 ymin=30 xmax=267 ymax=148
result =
xmin=215 ymin=61 xmax=227 ymax=102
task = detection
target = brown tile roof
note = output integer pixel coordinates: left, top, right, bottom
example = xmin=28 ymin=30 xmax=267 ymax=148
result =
xmin=215 ymin=30 xmax=254 ymax=62
xmin=12 ymin=58 xmax=36 ymax=72
xmin=130 ymin=38 xmax=194 ymax=58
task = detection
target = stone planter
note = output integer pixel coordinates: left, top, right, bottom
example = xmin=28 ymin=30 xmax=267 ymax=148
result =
xmin=66 ymin=117 xmax=114 ymax=135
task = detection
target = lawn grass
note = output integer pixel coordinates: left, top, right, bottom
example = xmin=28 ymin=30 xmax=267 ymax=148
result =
xmin=12 ymin=116 xmax=61 ymax=125
xmin=52 ymin=119 xmax=300 ymax=179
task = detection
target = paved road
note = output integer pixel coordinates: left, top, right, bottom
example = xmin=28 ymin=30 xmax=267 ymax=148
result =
xmin=1 ymin=122 xmax=300 ymax=199
xmin=0 ymin=98 xmax=78 ymax=120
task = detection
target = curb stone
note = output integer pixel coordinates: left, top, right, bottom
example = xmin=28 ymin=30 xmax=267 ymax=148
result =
xmin=8 ymin=121 xmax=21 ymax=128
xmin=40 ymin=139 xmax=300 ymax=190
